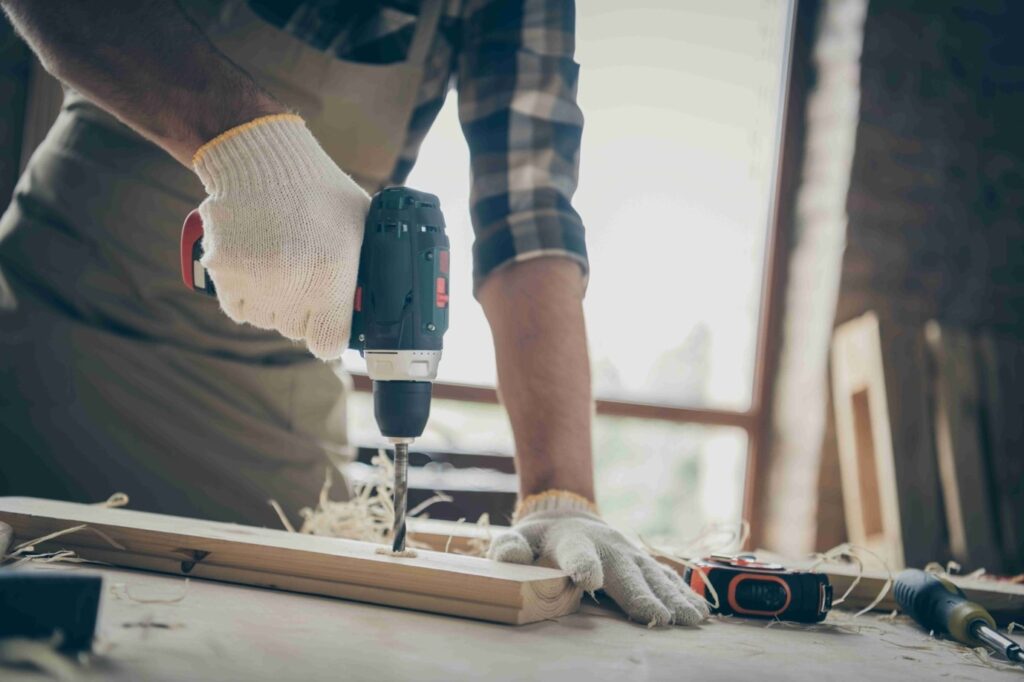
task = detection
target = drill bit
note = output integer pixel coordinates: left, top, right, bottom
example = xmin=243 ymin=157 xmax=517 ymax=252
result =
xmin=391 ymin=442 xmax=409 ymax=553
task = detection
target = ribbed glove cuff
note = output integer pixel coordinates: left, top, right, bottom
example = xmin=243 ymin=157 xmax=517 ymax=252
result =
xmin=192 ymin=114 xmax=331 ymax=194
xmin=513 ymin=489 xmax=599 ymax=523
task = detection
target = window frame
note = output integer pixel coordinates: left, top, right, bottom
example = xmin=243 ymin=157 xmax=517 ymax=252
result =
xmin=351 ymin=0 xmax=812 ymax=547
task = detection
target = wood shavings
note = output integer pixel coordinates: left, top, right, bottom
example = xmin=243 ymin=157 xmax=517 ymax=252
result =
xmin=924 ymin=560 xmax=990 ymax=581
xmin=640 ymin=538 xmax=721 ymax=611
xmin=461 ymin=514 xmax=491 ymax=557
xmin=0 ymin=635 xmax=78 ymax=681
xmin=95 ymin=492 xmax=129 ymax=509
xmin=649 ymin=521 xmax=750 ymax=559
xmin=638 ymin=520 xmax=751 ymax=612
xmin=0 ymin=491 xmax=132 ymax=569
xmin=374 ymin=547 xmax=418 ymax=558
xmin=959 ymin=645 xmax=1024 ymax=672
xmin=438 ymin=514 xmax=492 ymax=557
xmin=808 ymin=542 xmax=893 ymax=616
xmin=268 ymin=500 xmax=296 ymax=533
xmin=444 ymin=518 xmax=466 ymax=554
xmin=3 ymin=519 xmax=126 ymax=570
xmin=268 ymin=452 xmax=453 ymax=549
xmin=10 ymin=524 xmax=125 ymax=556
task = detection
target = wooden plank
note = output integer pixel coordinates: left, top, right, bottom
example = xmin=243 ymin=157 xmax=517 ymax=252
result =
xmin=831 ymin=312 xmax=904 ymax=566
xmin=977 ymin=332 xmax=1024 ymax=574
xmin=0 ymin=497 xmax=580 ymax=625
xmin=831 ymin=312 xmax=947 ymax=569
xmin=924 ymin=322 xmax=1002 ymax=572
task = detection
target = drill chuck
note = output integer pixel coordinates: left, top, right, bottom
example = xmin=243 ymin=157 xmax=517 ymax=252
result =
xmin=373 ymin=380 xmax=432 ymax=440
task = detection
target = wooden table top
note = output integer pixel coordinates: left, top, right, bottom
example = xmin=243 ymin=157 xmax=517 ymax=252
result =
xmin=3 ymin=563 xmax=1020 ymax=681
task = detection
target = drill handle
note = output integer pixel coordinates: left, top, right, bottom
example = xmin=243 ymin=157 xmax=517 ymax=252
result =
xmin=180 ymin=209 xmax=216 ymax=297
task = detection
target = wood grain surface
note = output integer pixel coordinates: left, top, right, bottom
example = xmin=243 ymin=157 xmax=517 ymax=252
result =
xmin=0 ymin=497 xmax=580 ymax=625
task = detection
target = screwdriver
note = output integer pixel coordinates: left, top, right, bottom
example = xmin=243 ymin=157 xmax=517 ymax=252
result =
xmin=894 ymin=568 xmax=1023 ymax=666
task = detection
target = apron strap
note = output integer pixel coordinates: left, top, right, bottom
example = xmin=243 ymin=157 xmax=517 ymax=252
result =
xmin=407 ymin=0 xmax=445 ymax=66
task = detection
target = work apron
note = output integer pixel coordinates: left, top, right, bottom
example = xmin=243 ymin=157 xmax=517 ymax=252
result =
xmin=0 ymin=0 xmax=443 ymax=526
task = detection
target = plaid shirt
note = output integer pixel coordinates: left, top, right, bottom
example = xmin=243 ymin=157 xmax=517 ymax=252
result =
xmin=249 ymin=0 xmax=588 ymax=290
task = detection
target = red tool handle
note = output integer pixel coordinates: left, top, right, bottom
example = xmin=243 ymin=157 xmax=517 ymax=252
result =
xmin=180 ymin=209 xmax=215 ymax=296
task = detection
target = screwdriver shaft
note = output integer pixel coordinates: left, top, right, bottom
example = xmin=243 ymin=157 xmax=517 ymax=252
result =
xmin=391 ymin=443 xmax=409 ymax=553
xmin=973 ymin=622 xmax=1024 ymax=665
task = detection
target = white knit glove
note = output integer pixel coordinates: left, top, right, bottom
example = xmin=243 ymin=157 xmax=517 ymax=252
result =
xmin=489 ymin=491 xmax=710 ymax=627
xmin=192 ymin=114 xmax=369 ymax=360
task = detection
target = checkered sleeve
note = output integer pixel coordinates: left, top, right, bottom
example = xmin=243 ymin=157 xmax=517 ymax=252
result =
xmin=457 ymin=0 xmax=588 ymax=294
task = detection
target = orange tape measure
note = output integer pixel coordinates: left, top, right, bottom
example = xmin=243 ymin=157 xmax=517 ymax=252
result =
xmin=683 ymin=554 xmax=832 ymax=623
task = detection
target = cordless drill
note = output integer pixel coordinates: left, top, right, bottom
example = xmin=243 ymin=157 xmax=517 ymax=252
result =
xmin=181 ymin=186 xmax=450 ymax=553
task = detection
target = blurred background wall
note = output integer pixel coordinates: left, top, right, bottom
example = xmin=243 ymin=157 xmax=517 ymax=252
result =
xmin=767 ymin=0 xmax=1024 ymax=571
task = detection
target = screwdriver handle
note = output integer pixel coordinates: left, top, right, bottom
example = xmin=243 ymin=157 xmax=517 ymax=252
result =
xmin=894 ymin=569 xmax=995 ymax=646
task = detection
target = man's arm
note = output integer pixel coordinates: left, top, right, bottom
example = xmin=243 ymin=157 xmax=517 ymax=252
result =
xmin=477 ymin=257 xmax=594 ymax=500
xmin=1 ymin=0 xmax=282 ymax=164
xmin=462 ymin=0 xmax=709 ymax=627
xmin=3 ymin=1 xmax=368 ymax=360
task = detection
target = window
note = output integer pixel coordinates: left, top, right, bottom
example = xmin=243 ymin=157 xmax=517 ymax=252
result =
xmin=345 ymin=0 xmax=796 ymax=543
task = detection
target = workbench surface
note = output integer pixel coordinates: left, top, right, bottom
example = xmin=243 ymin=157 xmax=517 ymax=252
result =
xmin=4 ymin=563 xmax=1020 ymax=681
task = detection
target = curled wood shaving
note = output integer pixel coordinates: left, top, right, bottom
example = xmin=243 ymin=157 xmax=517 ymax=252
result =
xmin=808 ymin=542 xmax=893 ymax=617
xmin=462 ymin=513 xmax=492 ymax=557
xmin=2 ymin=492 xmax=131 ymax=569
xmin=269 ymin=452 xmax=452 ymax=548
xmin=444 ymin=518 xmax=467 ymax=554
xmin=441 ymin=513 xmax=491 ymax=557
xmin=11 ymin=524 xmax=125 ymax=556
xmin=95 ymin=492 xmax=129 ymax=509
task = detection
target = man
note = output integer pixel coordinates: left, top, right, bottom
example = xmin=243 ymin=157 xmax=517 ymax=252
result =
xmin=0 ymin=0 xmax=708 ymax=626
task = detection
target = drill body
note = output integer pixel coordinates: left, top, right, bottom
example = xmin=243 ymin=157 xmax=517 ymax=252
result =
xmin=182 ymin=185 xmax=449 ymax=552
xmin=349 ymin=186 xmax=450 ymax=442
xmin=349 ymin=187 xmax=449 ymax=552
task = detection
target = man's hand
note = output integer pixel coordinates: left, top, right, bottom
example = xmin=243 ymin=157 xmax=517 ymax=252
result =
xmin=489 ymin=492 xmax=710 ymax=627
xmin=478 ymin=259 xmax=703 ymax=624
xmin=193 ymin=115 xmax=369 ymax=359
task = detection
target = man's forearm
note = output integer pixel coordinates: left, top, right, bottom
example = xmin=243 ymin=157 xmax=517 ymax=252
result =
xmin=1 ymin=0 xmax=282 ymax=165
xmin=478 ymin=257 xmax=595 ymax=500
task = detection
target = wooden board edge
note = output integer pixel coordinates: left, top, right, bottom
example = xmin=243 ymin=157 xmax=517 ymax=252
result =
xmin=0 ymin=503 xmax=561 ymax=608
xmin=2 ymin=505 xmax=580 ymax=625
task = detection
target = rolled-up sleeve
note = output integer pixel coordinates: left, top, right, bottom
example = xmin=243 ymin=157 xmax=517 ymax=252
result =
xmin=457 ymin=0 xmax=588 ymax=294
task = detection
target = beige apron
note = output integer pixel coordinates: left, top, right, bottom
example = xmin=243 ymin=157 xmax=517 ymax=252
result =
xmin=0 ymin=0 xmax=443 ymax=525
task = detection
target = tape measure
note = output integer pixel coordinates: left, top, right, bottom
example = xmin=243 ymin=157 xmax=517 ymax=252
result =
xmin=683 ymin=554 xmax=833 ymax=623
